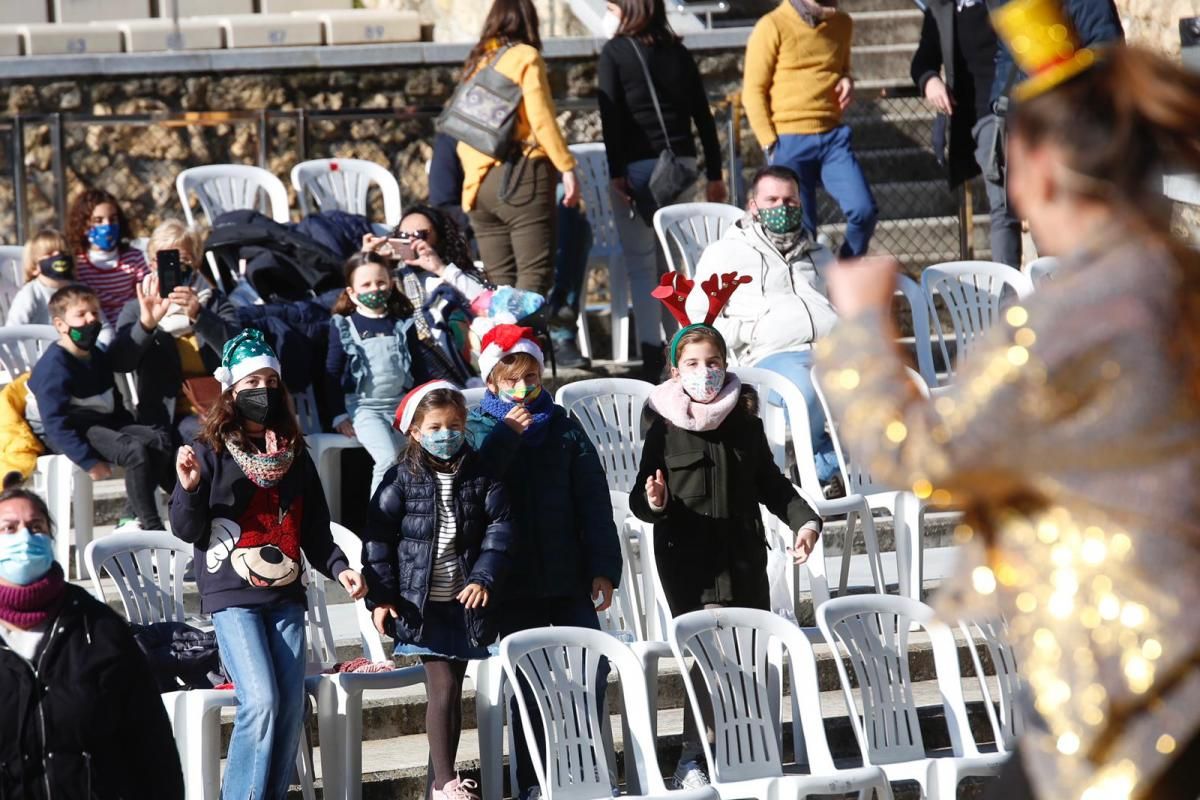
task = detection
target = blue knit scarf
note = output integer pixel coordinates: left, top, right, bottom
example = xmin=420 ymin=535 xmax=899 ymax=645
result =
xmin=479 ymin=388 xmax=555 ymax=447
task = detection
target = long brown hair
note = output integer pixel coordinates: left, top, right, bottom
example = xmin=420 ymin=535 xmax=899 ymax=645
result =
xmin=66 ymin=187 xmax=130 ymax=254
xmin=400 ymin=388 xmax=469 ymax=476
xmin=613 ymin=0 xmax=680 ymax=46
xmin=464 ymin=0 xmax=541 ymax=75
xmin=331 ymin=251 xmax=415 ymax=319
xmin=198 ymin=384 xmax=305 ymax=455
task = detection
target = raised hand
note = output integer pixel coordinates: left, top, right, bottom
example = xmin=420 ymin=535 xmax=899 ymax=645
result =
xmin=176 ymin=445 xmax=201 ymax=492
xmin=168 ymin=285 xmax=202 ymax=321
xmin=408 ymin=238 xmax=447 ymax=275
xmin=136 ymin=273 xmax=172 ymax=331
xmin=827 ymin=256 xmax=899 ymax=320
xmin=645 ymin=469 xmax=668 ymax=509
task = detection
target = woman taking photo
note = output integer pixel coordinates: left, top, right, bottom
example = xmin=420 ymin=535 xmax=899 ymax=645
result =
xmin=815 ymin=3 xmax=1200 ymax=797
xmin=598 ymin=0 xmax=726 ymax=378
xmin=458 ymin=0 xmax=580 ymax=296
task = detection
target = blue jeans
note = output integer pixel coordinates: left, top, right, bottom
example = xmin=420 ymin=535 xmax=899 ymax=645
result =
xmin=753 ymin=350 xmax=840 ymax=484
xmin=212 ymin=602 xmax=307 ymax=800
xmin=772 ymin=126 xmax=878 ymax=258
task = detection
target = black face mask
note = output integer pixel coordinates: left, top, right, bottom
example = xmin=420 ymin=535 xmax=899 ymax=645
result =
xmin=67 ymin=321 xmax=103 ymax=351
xmin=38 ymin=254 xmax=74 ymax=280
xmin=235 ymin=387 xmax=283 ymax=425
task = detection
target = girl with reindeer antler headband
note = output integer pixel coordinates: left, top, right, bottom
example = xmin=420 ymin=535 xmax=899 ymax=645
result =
xmin=630 ymin=270 xmax=823 ymax=790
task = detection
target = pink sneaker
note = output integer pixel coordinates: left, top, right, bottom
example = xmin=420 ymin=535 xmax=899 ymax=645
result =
xmin=433 ymin=776 xmax=481 ymax=800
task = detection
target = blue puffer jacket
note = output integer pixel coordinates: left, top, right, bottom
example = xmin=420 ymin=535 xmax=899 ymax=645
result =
xmin=466 ymin=405 xmax=622 ymax=601
xmin=361 ymin=449 xmax=513 ymax=646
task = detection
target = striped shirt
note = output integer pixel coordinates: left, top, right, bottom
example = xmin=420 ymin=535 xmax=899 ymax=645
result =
xmin=429 ymin=470 xmax=464 ymax=601
xmin=74 ymin=249 xmax=149 ymax=324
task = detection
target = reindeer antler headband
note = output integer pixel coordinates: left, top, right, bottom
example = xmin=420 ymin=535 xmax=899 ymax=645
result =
xmin=652 ymin=271 xmax=751 ymax=366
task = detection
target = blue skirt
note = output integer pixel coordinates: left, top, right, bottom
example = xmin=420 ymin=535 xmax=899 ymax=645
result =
xmin=393 ymin=600 xmax=494 ymax=661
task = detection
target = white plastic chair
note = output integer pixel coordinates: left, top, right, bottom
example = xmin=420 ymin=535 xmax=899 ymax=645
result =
xmin=669 ymin=608 xmax=893 ymax=800
xmin=294 ymin=387 xmax=362 ymax=524
xmin=816 ymin=595 xmax=1006 ymax=799
xmin=895 ymin=274 xmax=940 ymax=390
xmin=1025 ymin=256 xmax=1060 ymax=288
xmin=0 ymin=324 xmax=58 ymax=386
xmin=652 ymin=202 xmax=743 ymax=278
xmin=958 ymin=617 xmax=1024 ymax=754
xmin=312 ymin=524 xmax=426 ymax=800
xmin=920 ymin=261 xmax=1034 ymax=382
xmin=0 ymin=244 xmax=23 ymax=287
xmin=32 ymin=453 xmax=93 ymax=580
xmin=291 ymin=158 xmax=402 ymax=227
xmin=569 ymin=143 xmax=632 ymax=363
xmin=555 ymin=378 xmax=653 ymax=494
xmin=499 ymin=626 xmax=720 ymax=800
xmin=177 ymin=164 xmax=291 ymax=227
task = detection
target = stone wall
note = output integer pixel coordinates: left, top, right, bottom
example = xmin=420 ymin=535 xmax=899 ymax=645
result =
xmin=1115 ymin=0 xmax=1200 ymax=55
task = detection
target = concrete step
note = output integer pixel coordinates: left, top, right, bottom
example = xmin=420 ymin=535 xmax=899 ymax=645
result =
xmin=839 ymin=0 xmax=926 ymax=12
xmin=850 ymin=9 xmax=925 ymax=46
xmin=819 ymin=215 xmax=992 ymax=258
xmin=837 ymin=43 xmax=919 ymax=83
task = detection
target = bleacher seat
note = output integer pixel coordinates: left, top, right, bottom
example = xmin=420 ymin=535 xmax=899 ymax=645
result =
xmin=298 ymin=9 xmax=422 ymax=46
xmin=157 ymin=0 xmax=252 ymax=15
xmin=0 ymin=6 xmax=47 ymax=24
xmin=262 ymin=0 xmax=352 ymax=10
xmin=0 ymin=29 xmax=21 ymax=57
xmin=218 ymin=14 xmax=322 ymax=48
xmin=54 ymin=0 xmax=150 ymax=23
xmin=119 ymin=18 xmax=224 ymax=52
xmin=19 ymin=23 xmax=123 ymax=56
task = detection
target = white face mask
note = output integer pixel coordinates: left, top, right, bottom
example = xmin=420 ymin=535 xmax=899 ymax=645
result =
xmin=602 ymin=10 xmax=621 ymax=39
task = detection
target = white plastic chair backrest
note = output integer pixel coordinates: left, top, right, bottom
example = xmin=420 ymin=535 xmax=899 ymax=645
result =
xmin=895 ymin=273 xmax=940 ymax=388
xmin=669 ymin=608 xmax=844 ymax=778
xmin=567 ymin=143 xmax=622 ymax=257
xmin=499 ymin=626 xmax=673 ymax=798
xmin=652 ymin=202 xmax=744 ymax=278
xmin=605 ymin=490 xmax=646 ymax=642
xmin=291 ymin=158 xmax=402 ymax=227
xmin=294 ymin=387 xmax=323 ymax=436
xmin=329 ymin=522 xmax=392 ymax=662
xmin=177 ymin=164 xmax=290 ymax=227
xmin=0 ymin=245 xmax=24 ymax=286
xmin=1026 ymin=256 xmax=1060 ymax=288
xmin=731 ymin=366 xmax=821 ymax=496
xmin=816 ymin=594 xmax=979 ymax=765
xmin=959 ymin=617 xmax=1023 ymax=751
xmin=302 ymin=561 xmax=341 ymax=674
xmin=920 ymin=261 xmax=1034 ymax=377
xmin=555 ymin=378 xmax=652 ymax=494
xmin=0 ymin=325 xmax=57 ymax=382
xmin=462 ymin=386 xmax=486 ymax=414
xmin=759 ymin=488 xmax=831 ymax=613
xmin=83 ymin=531 xmax=192 ymax=625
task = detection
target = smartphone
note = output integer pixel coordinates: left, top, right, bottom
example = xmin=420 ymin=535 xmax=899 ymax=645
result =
xmin=387 ymin=237 xmax=416 ymax=262
xmin=157 ymin=249 xmax=183 ymax=298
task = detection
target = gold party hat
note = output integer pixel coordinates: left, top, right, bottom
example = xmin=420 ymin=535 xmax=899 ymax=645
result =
xmin=991 ymin=0 xmax=1099 ymax=101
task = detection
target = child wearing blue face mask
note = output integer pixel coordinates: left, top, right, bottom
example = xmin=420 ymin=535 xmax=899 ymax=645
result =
xmin=66 ymin=188 xmax=149 ymax=330
xmin=363 ymin=381 xmax=512 ymax=800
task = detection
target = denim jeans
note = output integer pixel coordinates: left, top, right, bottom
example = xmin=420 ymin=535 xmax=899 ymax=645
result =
xmin=212 ymin=602 xmax=307 ymax=800
xmin=771 ymin=126 xmax=878 ymax=258
xmin=752 ymin=350 xmax=840 ymax=484
xmin=348 ymin=397 xmax=404 ymax=495
xmin=972 ymin=115 xmax=1022 ymax=268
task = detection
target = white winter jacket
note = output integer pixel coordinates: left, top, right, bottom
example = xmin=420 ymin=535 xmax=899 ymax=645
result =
xmin=687 ymin=218 xmax=838 ymax=366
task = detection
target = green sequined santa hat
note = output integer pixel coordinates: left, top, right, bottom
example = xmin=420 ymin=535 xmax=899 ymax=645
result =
xmin=213 ymin=328 xmax=281 ymax=390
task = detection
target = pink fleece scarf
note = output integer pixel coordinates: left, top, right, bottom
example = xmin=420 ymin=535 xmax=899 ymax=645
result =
xmin=0 ymin=562 xmax=66 ymax=630
xmin=648 ymin=373 xmax=743 ymax=432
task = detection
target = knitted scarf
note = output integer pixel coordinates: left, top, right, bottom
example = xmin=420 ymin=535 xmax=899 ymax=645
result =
xmin=226 ymin=430 xmax=296 ymax=488
xmin=0 ymin=562 xmax=66 ymax=630
xmin=480 ymin=388 xmax=555 ymax=447
xmin=648 ymin=374 xmax=743 ymax=432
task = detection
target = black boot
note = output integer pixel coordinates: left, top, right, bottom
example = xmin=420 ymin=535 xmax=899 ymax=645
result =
xmin=640 ymin=342 xmax=667 ymax=383
xmin=550 ymin=327 xmax=590 ymax=370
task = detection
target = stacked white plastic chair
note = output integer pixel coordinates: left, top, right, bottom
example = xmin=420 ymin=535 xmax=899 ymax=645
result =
xmin=291 ymin=158 xmax=403 ymax=228
xmin=0 ymin=323 xmax=57 ymax=386
xmin=0 ymin=244 xmax=24 ymax=322
xmin=177 ymin=164 xmax=291 ymax=227
xmin=816 ymin=595 xmax=1006 ymax=799
xmin=499 ymin=626 xmax=720 ymax=800
xmin=651 ymin=202 xmax=743 ymax=278
xmin=569 ymin=142 xmax=632 ymax=363
xmin=294 ymin=387 xmax=362 ymax=524
xmin=895 ymin=274 xmax=940 ymax=390
xmin=669 ymin=607 xmax=893 ymax=799
xmin=555 ymin=377 xmax=653 ymax=493
xmin=958 ymin=617 xmax=1024 ymax=754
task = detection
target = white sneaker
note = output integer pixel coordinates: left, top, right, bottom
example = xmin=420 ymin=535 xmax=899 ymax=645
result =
xmin=519 ymin=788 xmax=542 ymax=800
xmin=672 ymin=760 xmax=710 ymax=789
xmin=434 ymin=776 xmax=480 ymax=800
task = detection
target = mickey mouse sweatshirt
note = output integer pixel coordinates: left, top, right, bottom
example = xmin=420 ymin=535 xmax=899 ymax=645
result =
xmin=169 ymin=439 xmax=349 ymax=614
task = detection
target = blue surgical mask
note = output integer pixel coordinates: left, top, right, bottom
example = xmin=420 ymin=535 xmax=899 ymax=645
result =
xmin=0 ymin=529 xmax=55 ymax=586
xmin=87 ymin=223 xmax=119 ymax=252
xmin=420 ymin=429 xmax=465 ymax=461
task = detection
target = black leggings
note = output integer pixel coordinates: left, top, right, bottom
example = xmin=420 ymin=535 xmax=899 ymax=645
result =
xmin=421 ymin=656 xmax=469 ymax=790
xmin=83 ymin=424 xmax=173 ymax=528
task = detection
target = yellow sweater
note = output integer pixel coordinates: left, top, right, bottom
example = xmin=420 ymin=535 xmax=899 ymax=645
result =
xmin=457 ymin=41 xmax=578 ymax=211
xmin=743 ymin=4 xmax=853 ymax=146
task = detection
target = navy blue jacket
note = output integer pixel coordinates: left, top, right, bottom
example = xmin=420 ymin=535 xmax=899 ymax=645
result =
xmin=989 ymin=0 xmax=1124 ymax=107
xmin=169 ymin=438 xmax=349 ymax=614
xmin=362 ymin=450 xmax=513 ymax=646
xmin=466 ymin=406 xmax=622 ymax=601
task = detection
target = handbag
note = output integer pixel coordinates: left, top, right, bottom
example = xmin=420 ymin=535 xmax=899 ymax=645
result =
xmin=436 ymin=44 xmax=523 ymax=161
xmin=626 ymin=39 xmax=698 ymax=224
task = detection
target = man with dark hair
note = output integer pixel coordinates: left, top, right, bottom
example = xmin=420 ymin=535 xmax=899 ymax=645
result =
xmin=689 ymin=165 xmax=842 ymax=493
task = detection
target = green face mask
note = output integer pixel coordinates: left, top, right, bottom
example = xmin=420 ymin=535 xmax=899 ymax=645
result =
xmin=355 ymin=290 xmax=390 ymax=311
xmin=756 ymin=204 xmax=805 ymax=235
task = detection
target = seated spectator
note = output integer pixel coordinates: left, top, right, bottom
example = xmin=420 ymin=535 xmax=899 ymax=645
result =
xmin=690 ymin=165 xmax=840 ymax=491
xmin=113 ymin=219 xmax=239 ymax=445
xmin=66 ymin=188 xmax=149 ymax=332
xmin=4 ymin=229 xmax=73 ymax=328
xmin=26 ymin=284 xmax=175 ymax=531
xmin=0 ymin=483 xmax=185 ymax=799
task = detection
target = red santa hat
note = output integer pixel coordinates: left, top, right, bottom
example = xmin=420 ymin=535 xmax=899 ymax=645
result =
xmin=478 ymin=324 xmax=544 ymax=382
xmin=393 ymin=380 xmax=460 ymax=433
